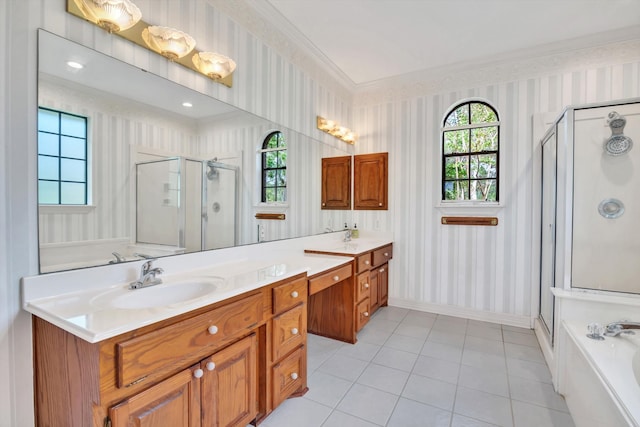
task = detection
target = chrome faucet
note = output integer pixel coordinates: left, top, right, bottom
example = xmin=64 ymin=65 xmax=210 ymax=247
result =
xmin=604 ymin=321 xmax=640 ymax=337
xmin=109 ymin=252 xmax=125 ymax=264
xmin=129 ymin=259 xmax=164 ymax=290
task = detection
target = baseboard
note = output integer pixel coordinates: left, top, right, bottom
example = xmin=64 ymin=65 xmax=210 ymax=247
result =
xmin=388 ymin=297 xmax=533 ymax=329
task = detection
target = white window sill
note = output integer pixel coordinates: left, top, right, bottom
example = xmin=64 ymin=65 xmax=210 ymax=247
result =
xmin=39 ymin=205 xmax=96 ymax=214
xmin=436 ymin=201 xmax=503 ymax=215
xmin=253 ymin=203 xmax=289 ymax=214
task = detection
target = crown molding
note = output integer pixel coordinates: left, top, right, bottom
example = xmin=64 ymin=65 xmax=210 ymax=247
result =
xmin=206 ymin=0 xmax=356 ymax=98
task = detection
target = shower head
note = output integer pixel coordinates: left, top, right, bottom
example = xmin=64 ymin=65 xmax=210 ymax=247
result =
xmin=604 ymin=111 xmax=633 ymax=156
xmin=206 ymin=163 xmax=219 ymax=180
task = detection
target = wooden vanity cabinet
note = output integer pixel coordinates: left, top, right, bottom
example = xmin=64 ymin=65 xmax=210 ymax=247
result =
xmin=370 ymin=245 xmax=392 ymax=312
xmin=32 ymin=273 xmax=309 ymax=427
xmin=321 ymin=155 xmax=351 ymax=209
xmin=354 ymin=152 xmax=388 ymax=210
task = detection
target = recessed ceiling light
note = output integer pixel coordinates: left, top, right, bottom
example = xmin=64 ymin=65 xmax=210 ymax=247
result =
xmin=66 ymin=61 xmax=84 ymax=69
xmin=182 ymin=102 xmax=193 ymax=108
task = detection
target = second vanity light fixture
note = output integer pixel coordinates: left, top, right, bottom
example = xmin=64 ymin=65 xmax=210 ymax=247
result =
xmin=69 ymin=0 xmax=236 ymax=85
xmin=317 ymin=116 xmax=358 ymax=144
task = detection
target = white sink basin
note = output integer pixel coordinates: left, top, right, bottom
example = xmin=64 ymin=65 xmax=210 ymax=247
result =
xmin=91 ymin=276 xmax=224 ymax=309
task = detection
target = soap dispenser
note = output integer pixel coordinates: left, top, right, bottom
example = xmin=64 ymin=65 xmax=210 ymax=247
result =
xmin=351 ymin=224 xmax=359 ymax=238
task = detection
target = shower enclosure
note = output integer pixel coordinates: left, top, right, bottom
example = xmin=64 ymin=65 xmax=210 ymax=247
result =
xmin=136 ymin=157 xmax=238 ymax=253
xmin=539 ymin=98 xmax=639 ymax=344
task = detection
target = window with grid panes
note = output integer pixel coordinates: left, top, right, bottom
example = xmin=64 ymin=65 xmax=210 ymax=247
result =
xmin=442 ymin=101 xmax=499 ymax=202
xmin=261 ymin=131 xmax=287 ymax=203
xmin=38 ymin=107 xmax=88 ymax=205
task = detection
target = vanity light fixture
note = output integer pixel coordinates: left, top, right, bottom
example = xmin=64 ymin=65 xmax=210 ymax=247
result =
xmin=317 ymin=116 xmax=358 ymax=144
xmin=192 ymin=52 xmax=237 ymax=80
xmin=72 ymin=0 xmax=142 ymax=33
xmin=142 ymin=26 xmax=196 ymax=61
xmin=67 ymin=0 xmax=235 ymax=87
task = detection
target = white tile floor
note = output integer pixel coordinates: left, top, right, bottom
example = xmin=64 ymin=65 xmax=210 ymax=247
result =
xmin=261 ymin=306 xmax=575 ymax=427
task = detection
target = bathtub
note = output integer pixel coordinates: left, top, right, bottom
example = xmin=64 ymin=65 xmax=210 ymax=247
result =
xmin=561 ymin=321 xmax=640 ymax=427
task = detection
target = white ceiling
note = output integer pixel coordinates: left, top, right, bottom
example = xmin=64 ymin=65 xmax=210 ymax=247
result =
xmin=264 ymin=0 xmax=640 ymax=85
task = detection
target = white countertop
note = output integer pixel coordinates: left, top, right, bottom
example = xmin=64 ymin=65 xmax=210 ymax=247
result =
xmin=23 ymin=253 xmax=351 ymax=343
xmin=303 ymin=236 xmax=392 ymax=256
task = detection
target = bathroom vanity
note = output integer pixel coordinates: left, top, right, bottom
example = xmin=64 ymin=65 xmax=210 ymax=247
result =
xmin=23 ymin=233 xmax=393 ymax=426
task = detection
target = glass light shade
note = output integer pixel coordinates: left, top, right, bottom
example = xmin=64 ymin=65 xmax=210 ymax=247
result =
xmin=73 ymin=0 xmax=142 ymax=33
xmin=192 ymin=52 xmax=237 ymax=79
xmin=343 ymin=131 xmax=358 ymax=143
xmin=330 ymin=126 xmax=349 ymax=138
xmin=142 ymin=26 xmax=196 ymax=61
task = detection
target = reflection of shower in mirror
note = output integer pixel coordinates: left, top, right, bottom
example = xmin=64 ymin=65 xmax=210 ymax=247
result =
xmin=604 ymin=111 xmax=633 ymax=156
xmin=206 ymin=158 xmax=219 ymax=180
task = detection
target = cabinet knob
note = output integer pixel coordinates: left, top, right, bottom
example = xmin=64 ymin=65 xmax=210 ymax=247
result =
xmin=290 ymin=372 xmax=299 ymax=380
xmin=380 ymin=268 xmax=385 ymax=273
xmin=193 ymin=368 xmax=204 ymax=379
xmin=363 ymin=311 xmax=369 ymax=317
xmin=291 ymin=327 xmax=299 ymax=335
xmin=384 ymin=252 xmax=389 ymax=257
xmin=322 ymin=202 xmax=326 ymax=206
xmin=364 ymin=260 xmax=370 ymax=265
xmin=364 ymin=283 xmax=369 ymax=289
xmin=333 ymin=275 xmax=340 ymax=282
xmin=378 ymin=202 xmax=383 ymax=206
xmin=208 ymin=325 xmax=219 ymax=335
xmin=206 ymin=361 xmax=216 ymax=371
xmin=291 ymin=290 xmax=299 ymax=298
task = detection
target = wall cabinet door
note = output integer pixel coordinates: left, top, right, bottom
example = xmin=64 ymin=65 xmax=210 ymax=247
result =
xmin=202 ymin=333 xmax=257 ymax=427
xmin=110 ymin=365 xmax=201 ymax=427
xmin=321 ymin=156 xmax=351 ymax=209
xmin=354 ymin=152 xmax=388 ymax=210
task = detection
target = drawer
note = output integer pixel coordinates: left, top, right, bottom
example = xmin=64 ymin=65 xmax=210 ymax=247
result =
xmin=356 ymin=298 xmax=371 ymax=332
xmin=372 ymin=244 xmax=392 ymax=267
xmin=272 ymin=345 xmax=306 ymax=408
xmin=308 ymin=263 xmax=352 ymax=295
xmin=116 ymin=293 xmax=263 ymax=388
xmin=272 ymin=304 xmax=306 ymax=362
xmin=356 ymin=271 xmax=370 ymax=302
xmin=273 ymin=277 xmax=307 ymax=315
xmin=356 ymin=253 xmax=372 ymax=273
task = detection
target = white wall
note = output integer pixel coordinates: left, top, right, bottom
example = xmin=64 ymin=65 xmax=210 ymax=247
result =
xmin=352 ymin=41 xmax=640 ymax=324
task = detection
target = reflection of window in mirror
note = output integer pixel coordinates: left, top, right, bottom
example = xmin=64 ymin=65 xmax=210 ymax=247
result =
xmin=37 ymin=107 xmax=89 ymax=205
xmin=260 ymin=131 xmax=287 ymax=203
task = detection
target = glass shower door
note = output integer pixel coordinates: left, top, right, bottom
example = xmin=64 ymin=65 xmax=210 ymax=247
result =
xmin=540 ymin=129 xmax=558 ymax=341
xmin=202 ymin=161 xmax=238 ymax=250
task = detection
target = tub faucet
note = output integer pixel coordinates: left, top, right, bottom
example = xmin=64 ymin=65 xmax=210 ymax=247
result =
xmin=604 ymin=321 xmax=640 ymax=337
xmin=129 ymin=259 xmax=164 ymax=290
xmin=109 ymin=252 xmax=125 ymax=264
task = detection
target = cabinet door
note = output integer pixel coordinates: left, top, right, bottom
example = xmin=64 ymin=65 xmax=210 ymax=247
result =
xmin=369 ymin=269 xmax=380 ymax=312
xmin=354 ymin=152 xmax=388 ymax=210
xmin=356 ymin=298 xmax=371 ymax=332
xmin=109 ymin=366 xmax=201 ymax=427
xmin=321 ymin=156 xmax=351 ymax=209
xmin=201 ymin=334 xmax=257 ymax=427
xmin=356 ymin=271 xmax=370 ymax=302
xmin=378 ymin=263 xmax=389 ymax=308
xmin=272 ymin=304 xmax=306 ymax=362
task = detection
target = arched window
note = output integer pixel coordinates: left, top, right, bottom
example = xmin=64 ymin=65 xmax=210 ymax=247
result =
xmin=261 ymin=131 xmax=287 ymax=203
xmin=442 ymin=101 xmax=499 ymax=202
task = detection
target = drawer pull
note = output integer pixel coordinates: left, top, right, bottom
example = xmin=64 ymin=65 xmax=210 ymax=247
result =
xmin=291 ymin=290 xmax=299 ymax=298
xmin=291 ymin=327 xmax=299 ymax=335
xmin=379 ymin=268 xmax=385 ymax=273
xmin=364 ymin=283 xmax=369 ymax=289
xmin=194 ymin=368 xmax=204 ymax=379
xmin=333 ymin=275 xmax=340 ymax=282
xmin=290 ymin=372 xmax=299 ymax=380
xmin=206 ymin=361 xmax=216 ymax=371
xmin=364 ymin=260 xmax=370 ymax=265
xmin=208 ymin=325 xmax=219 ymax=335
xmin=363 ymin=311 xmax=369 ymax=317
xmin=384 ymin=252 xmax=389 ymax=257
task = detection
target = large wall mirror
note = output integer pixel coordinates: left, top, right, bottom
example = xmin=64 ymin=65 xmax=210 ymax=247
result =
xmin=38 ymin=29 xmax=352 ymax=273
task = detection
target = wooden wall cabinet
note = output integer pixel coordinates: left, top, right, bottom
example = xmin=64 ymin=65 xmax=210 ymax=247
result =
xmin=33 ymin=273 xmax=309 ymax=427
xmin=354 ymin=152 xmax=388 ymax=210
xmin=321 ymin=155 xmax=351 ymax=209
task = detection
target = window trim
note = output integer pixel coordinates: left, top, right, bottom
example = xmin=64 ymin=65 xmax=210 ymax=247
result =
xmin=439 ymin=99 xmax=501 ymax=207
